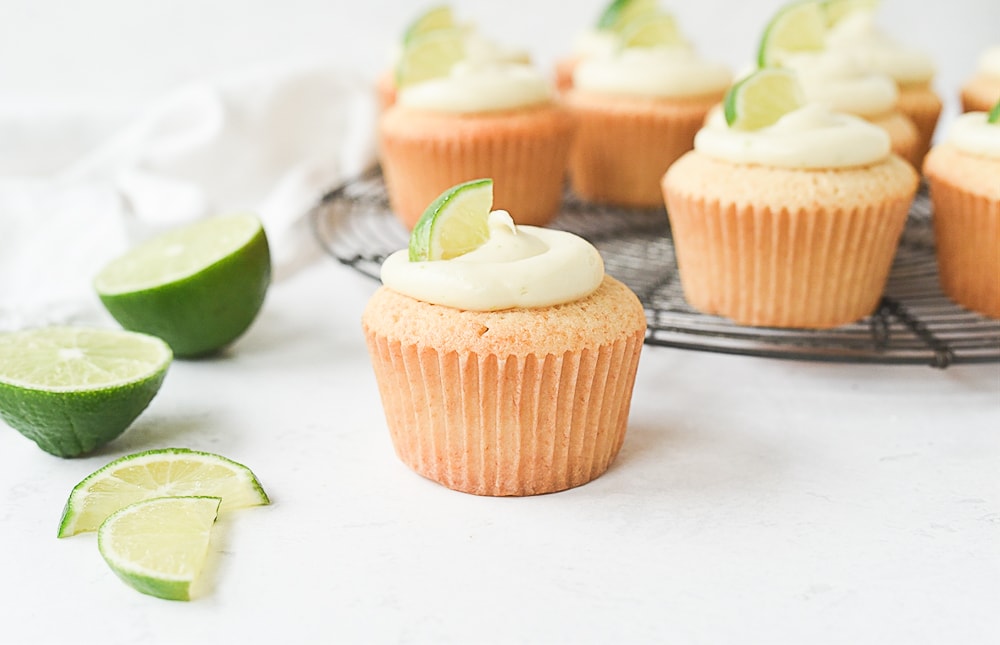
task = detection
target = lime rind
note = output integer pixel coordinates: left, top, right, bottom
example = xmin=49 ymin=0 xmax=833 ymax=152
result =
xmin=409 ymin=178 xmax=494 ymax=262
xmin=58 ymin=447 xmax=269 ymax=537
xmin=724 ymin=68 xmax=805 ymax=130
xmin=98 ymin=495 xmax=221 ymax=601
xmin=757 ymin=0 xmax=828 ymax=68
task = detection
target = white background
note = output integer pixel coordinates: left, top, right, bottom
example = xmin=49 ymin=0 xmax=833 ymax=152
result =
xmin=1 ymin=2 xmax=998 ymax=645
xmin=0 ymin=0 xmax=997 ymax=174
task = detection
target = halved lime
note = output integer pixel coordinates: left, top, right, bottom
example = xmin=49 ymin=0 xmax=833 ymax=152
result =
xmin=402 ymin=5 xmax=455 ymax=45
xmin=757 ymin=0 xmax=827 ymax=68
xmin=822 ymin=0 xmax=880 ymax=26
xmin=724 ymin=68 xmax=806 ymax=130
xmin=408 ymin=178 xmax=493 ymax=262
xmin=596 ymin=0 xmax=659 ymax=32
xmin=0 ymin=327 xmax=171 ymax=458
xmin=98 ymin=496 xmax=220 ymax=601
xmin=988 ymin=99 xmax=1000 ymax=124
xmin=619 ymin=12 xmax=683 ymax=48
xmin=395 ymin=27 xmax=466 ymax=88
xmin=58 ymin=447 xmax=269 ymax=537
xmin=94 ymin=213 xmax=271 ymax=358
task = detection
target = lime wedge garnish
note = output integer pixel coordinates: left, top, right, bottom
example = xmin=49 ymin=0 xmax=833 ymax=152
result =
xmin=402 ymin=5 xmax=455 ymax=45
xmin=395 ymin=27 xmax=466 ymax=88
xmin=58 ymin=447 xmax=270 ymax=537
xmin=408 ymin=178 xmax=494 ymax=262
xmin=988 ymin=99 xmax=1000 ymax=124
xmin=94 ymin=213 xmax=271 ymax=358
xmin=618 ymin=12 xmax=683 ymax=48
xmin=0 ymin=327 xmax=172 ymax=457
xmin=98 ymin=496 xmax=221 ymax=601
xmin=822 ymin=0 xmax=880 ymax=26
xmin=724 ymin=68 xmax=806 ymax=130
xmin=757 ymin=0 xmax=828 ymax=68
xmin=596 ymin=0 xmax=659 ymax=32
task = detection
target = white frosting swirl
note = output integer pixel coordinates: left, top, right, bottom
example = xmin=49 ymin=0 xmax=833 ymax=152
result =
xmin=573 ymin=46 xmax=732 ymax=98
xmin=381 ymin=211 xmax=605 ymax=311
xmin=695 ymin=103 xmax=891 ymax=168
xmin=782 ymin=50 xmax=899 ymax=117
xmin=978 ymin=45 xmax=1000 ymax=79
xmin=947 ymin=111 xmax=1000 ymax=160
xmin=397 ymin=61 xmax=553 ymax=112
xmin=570 ymin=29 xmax=620 ymax=59
xmin=825 ymin=11 xmax=935 ymax=84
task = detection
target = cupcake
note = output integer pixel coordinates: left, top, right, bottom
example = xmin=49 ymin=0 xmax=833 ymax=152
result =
xmin=960 ymin=45 xmax=1000 ymax=114
xmin=824 ymin=7 xmax=942 ymax=167
xmin=376 ymin=5 xmax=530 ymax=112
xmin=662 ymin=69 xmax=919 ymax=329
xmin=564 ymin=16 xmax=731 ymax=208
xmin=776 ymin=49 xmax=921 ymax=167
xmin=379 ymin=56 xmax=574 ymax=229
xmin=362 ymin=181 xmax=647 ymax=496
xmin=923 ymin=105 xmax=1000 ymax=318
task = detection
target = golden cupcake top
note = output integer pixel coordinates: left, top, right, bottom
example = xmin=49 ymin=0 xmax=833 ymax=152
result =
xmin=381 ymin=179 xmax=605 ymax=311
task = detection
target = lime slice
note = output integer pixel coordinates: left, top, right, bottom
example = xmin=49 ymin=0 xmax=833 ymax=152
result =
xmin=408 ymin=178 xmax=493 ymax=262
xmin=94 ymin=213 xmax=271 ymax=358
xmin=98 ymin=496 xmax=220 ymax=601
xmin=596 ymin=0 xmax=659 ymax=32
xmin=618 ymin=12 xmax=683 ymax=48
xmin=58 ymin=447 xmax=269 ymax=537
xmin=402 ymin=5 xmax=455 ymax=44
xmin=822 ymin=0 xmax=880 ymax=26
xmin=988 ymin=99 xmax=1000 ymax=124
xmin=395 ymin=27 xmax=466 ymax=88
xmin=757 ymin=1 xmax=827 ymax=68
xmin=724 ymin=68 xmax=806 ymax=130
xmin=0 ymin=327 xmax=171 ymax=458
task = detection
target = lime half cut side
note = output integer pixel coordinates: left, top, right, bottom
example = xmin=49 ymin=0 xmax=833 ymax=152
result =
xmin=395 ymin=27 xmax=466 ymax=88
xmin=724 ymin=68 xmax=806 ymax=130
xmin=822 ymin=0 xmax=880 ymax=26
xmin=94 ymin=213 xmax=271 ymax=358
xmin=58 ymin=447 xmax=269 ymax=537
xmin=98 ymin=496 xmax=221 ymax=601
xmin=408 ymin=178 xmax=494 ymax=262
xmin=757 ymin=0 xmax=827 ymax=68
xmin=618 ymin=12 xmax=684 ymax=49
xmin=0 ymin=327 xmax=172 ymax=458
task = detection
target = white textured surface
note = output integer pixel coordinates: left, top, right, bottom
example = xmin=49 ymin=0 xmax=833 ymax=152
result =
xmin=2 ymin=257 xmax=998 ymax=644
xmin=1 ymin=1 xmax=999 ymax=643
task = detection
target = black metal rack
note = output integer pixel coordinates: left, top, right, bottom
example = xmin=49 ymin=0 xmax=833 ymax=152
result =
xmin=311 ymin=168 xmax=1000 ymax=369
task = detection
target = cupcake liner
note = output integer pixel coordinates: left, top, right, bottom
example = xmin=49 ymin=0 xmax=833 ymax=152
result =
xmin=379 ymin=104 xmax=575 ymax=229
xmin=663 ymin=155 xmax=917 ymax=328
xmin=362 ymin=277 xmax=647 ymax=497
xmin=896 ymin=85 xmax=942 ymax=167
xmin=926 ymin=175 xmax=1000 ymax=318
xmin=566 ymin=92 xmax=720 ymax=208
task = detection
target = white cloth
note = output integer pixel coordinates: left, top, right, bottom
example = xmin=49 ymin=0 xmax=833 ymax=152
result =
xmin=0 ymin=61 xmax=378 ymax=331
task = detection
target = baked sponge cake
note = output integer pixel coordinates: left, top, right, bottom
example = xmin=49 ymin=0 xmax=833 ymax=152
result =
xmin=662 ymin=69 xmax=919 ymax=329
xmin=923 ymin=103 xmax=1000 ymax=318
xmin=362 ymin=179 xmax=646 ymax=496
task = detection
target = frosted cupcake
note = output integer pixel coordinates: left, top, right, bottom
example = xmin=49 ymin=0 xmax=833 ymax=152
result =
xmin=961 ymin=45 xmax=1000 ymax=114
xmin=778 ymin=50 xmax=920 ymax=167
xmin=379 ymin=56 xmax=574 ymax=229
xmin=362 ymin=181 xmax=647 ymax=496
xmin=376 ymin=6 xmax=530 ymax=112
xmin=564 ymin=32 xmax=731 ymax=208
xmin=923 ymin=105 xmax=1000 ymax=318
xmin=662 ymin=70 xmax=919 ymax=328
xmin=825 ymin=7 xmax=941 ymax=166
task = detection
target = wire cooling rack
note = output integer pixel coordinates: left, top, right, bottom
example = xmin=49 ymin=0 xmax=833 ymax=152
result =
xmin=311 ymin=167 xmax=1000 ymax=369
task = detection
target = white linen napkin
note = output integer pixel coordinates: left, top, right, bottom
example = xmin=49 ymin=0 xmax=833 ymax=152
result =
xmin=0 ymin=61 xmax=377 ymax=331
